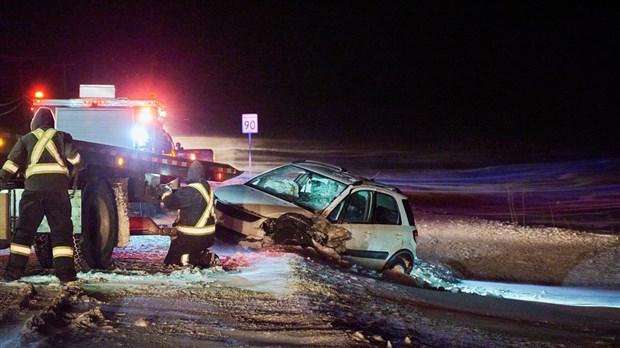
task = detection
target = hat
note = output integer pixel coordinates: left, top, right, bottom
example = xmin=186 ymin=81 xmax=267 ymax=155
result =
xmin=31 ymin=108 xmax=55 ymax=131
xmin=187 ymin=161 xmax=207 ymax=183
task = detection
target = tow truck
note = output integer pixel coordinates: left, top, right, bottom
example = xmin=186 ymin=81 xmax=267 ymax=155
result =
xmin=0 ymin=84 xmax=241 ymax=271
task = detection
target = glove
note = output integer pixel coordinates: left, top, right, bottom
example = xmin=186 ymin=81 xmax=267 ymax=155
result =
xmin=0 ymin=180 xmax=15 ymax=190
xmin=156 ymin=185 xmax=173 ymax=200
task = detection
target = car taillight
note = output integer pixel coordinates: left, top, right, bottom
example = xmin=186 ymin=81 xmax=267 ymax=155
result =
xmin=412 ymin=228 xmax=418 ymax=243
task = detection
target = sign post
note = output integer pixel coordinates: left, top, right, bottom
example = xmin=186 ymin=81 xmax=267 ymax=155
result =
xmin=242 ymin=113 xmax=258 ymax=176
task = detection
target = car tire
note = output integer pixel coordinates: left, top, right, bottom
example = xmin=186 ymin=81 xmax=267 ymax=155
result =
xmin=33 ymin=232 xmax=53 ymax=268
xmin=385 ymin=254 xmax=414 ymax=275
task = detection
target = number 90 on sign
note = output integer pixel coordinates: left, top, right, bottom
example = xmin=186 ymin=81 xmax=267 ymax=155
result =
xmin=242 ymin=114 xmax=258 ymax=134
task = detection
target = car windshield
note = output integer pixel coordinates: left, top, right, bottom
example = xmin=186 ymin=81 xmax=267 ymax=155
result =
xmin=246 ymin=164 xmax=347 ymax=211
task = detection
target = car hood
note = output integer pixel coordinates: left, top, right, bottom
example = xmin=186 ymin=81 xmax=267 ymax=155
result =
xmin=214 ymin=184 xmax=311 ymax=219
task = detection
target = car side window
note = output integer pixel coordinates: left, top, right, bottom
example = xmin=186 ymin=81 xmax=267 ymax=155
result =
xmin=372 ymin=193 xmax=400 ymax=225
xmin=402 ymin=199 xmax=415 ymax=226
xmin=342 ymin=191 xmax=371 ymax=223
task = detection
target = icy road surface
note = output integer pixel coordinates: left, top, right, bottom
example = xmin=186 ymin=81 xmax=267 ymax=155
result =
xmin=4 ymin=234 xmax=617 ymax=309
xmin=2 ymin=228 xmax=619 ymax=347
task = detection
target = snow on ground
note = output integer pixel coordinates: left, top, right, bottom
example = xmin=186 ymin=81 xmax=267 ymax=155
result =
xmin=2 ymin=210 xmax=620 ymax=347
xmin=414 ymin=212 xmax=620 ymax=308
xmin=416 ymin=212 xmax=620 ymax=290
xmin=4 ymin=211 xmax=617 ymax=310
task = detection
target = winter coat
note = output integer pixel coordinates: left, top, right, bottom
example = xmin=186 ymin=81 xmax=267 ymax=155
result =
xmin=162 ymin=161 xmax=216 ymax=235
xmin=0 ymin=108 xmax=82 ymax=191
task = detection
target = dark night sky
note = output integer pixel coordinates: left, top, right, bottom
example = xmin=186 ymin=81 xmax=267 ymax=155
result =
xmin=1 ymin=1 xmax=619 ymax=159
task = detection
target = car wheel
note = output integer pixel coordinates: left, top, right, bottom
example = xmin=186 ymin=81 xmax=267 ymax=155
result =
xmin=385 ymin=254 xmax=413 ymax=275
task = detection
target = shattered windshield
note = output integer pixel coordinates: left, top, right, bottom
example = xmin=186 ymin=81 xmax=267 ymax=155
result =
xmin=246 ymin=165 xmax=347 ymax=211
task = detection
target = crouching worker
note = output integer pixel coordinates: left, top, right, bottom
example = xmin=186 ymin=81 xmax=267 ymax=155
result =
xmin=159 ymin=161 xmax=220 ymax=268
xmin=1 ymin=108 xmax=82 ymax=283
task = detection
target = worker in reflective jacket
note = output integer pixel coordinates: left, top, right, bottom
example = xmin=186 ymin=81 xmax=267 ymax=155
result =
xmin=1 ymin=108 xmax=83 ymax=282
xmin=160 ymin=161 xmax=220 ymax=268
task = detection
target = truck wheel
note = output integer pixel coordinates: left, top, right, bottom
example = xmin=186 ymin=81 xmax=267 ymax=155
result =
xmin=33 ymin=233 xmax=53 ymax=268
xmin=75 ymin=179 xmax=118 ymax=271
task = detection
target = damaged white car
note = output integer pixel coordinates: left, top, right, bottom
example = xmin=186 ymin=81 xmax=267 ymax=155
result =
xmin=214 ymin=161 xmax=418 ymax=274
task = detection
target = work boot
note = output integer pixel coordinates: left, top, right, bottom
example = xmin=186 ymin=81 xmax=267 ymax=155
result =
xmin=56 ymin=271 xmax=78 ymax=283
xmin=4 ymin=254 xmax=28 ymax=281
xmin=189 ymin=250 xmax=221 ymax=268
xmin=1 ymin=271 xmax=19 ymax=282
xmin=54 ymin=257 xmax=78 ymax=283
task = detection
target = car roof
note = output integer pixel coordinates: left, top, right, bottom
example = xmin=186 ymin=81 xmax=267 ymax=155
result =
xmin=292 ymin=160 xmax=405 ymax=196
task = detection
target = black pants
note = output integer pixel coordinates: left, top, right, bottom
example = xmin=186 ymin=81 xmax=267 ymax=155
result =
xmin=164 ymin=232 xmax=215 ymax=266
xmin=5 ymin=190 xmax=76 ymax=279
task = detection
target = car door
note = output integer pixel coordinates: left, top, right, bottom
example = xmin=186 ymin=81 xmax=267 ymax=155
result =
xmin=332 ymin=189 xmax=408 ymax=271
xmin=369 ymin=191 xmax=411 ymax=260
xmin=333 ymin=190 xmax=383 ymax=270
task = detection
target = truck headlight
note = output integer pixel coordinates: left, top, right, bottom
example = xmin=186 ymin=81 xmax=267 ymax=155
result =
xmin=132 ymin=126 xmax=149 ymax=147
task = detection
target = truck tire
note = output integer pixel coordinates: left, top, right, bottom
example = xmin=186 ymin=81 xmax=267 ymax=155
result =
xmin=33 ymin=233 xmax=53 ymax=268
xmin=75 ymin=179 xmax=118 ymax=271
xmin=73 ymin=234 xmax=89 ymax=272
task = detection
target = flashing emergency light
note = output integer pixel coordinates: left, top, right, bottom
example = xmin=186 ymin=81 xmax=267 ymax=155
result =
xmin=116 ymin=157 xmax=125 ymax=167
xmin=34 ymin=91 xmax=44 ymax=99
xmin=138 ymin=107 xmax=154 ymax=123
xmin=0 ymin=138 xmax=4 ymax=147
xmin=82 ymin=100 xmax=106 ymax=107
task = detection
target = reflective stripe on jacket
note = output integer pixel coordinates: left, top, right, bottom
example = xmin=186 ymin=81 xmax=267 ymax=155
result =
xmin=176 ymin=183 xmax=216 ymax=236
xmin=0 ymin=126 xmax=81 ymax=191
xmin=26 ymin=128 xmax=69 ymax=178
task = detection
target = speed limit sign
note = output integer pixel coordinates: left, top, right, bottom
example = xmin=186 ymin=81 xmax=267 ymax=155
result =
xmin=242 ymin=113 xmax=258 ymax=176
xmin=242 ymin=114 xmax=258 ymax=134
